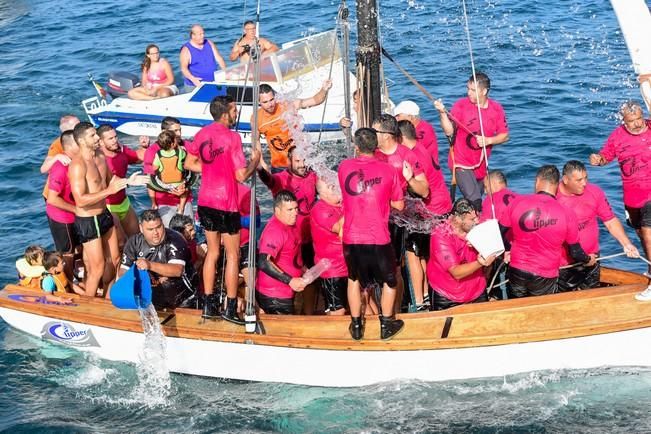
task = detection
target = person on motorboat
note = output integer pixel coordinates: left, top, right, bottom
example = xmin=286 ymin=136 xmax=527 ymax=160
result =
xmin=589 ymin=100 xmax=651 ymax=301
xmin=184 ymin=95 xmax=260 ymax=323
xmin=499 ymin=165 xmax=595 ymax=298
xmin=557 ymin=160 xmax=639 ymax=291
xmin=127 ymin=44 xmax=178 ymax=101
xmin=253 ymin=80 xmax=332 ymax=170
xmin=69 ymin=122 xmax=128 ymax=298
xmin=397 ymin=120 xmax=451 ymax=309
xmin=119 ymin=209 xmax=195 ymax=310
xmin=394 ymin=100 xmax=439 ymax=164
xmin=427 ymin=198 xmax=495 ymax=310
xmin=229 ymin=20 xmax=278 ymax=64
xmin=180 ymin=24 xmax=227 ymax=92
xmin=338 ymin=128 xmax=405 ymax=341
xmin=97 ymin=125 xmax=142 ymax=245
xmin=143 ymin=117 xmax=194 ymax=227
xmin=309 ymin=178 xmax=348 ymax=315
xmin=257 ymin=146 xmax=318 ymax=314
xmin=256 ymin=190 xmax=307 ymax=315
xmin=434 ymin=72 xmax=509 ymax=211
xmin=40 ymin=115 xmax=80 ymax=201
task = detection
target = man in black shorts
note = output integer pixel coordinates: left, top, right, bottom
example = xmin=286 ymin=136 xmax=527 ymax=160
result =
xmin=338 ymin=128 xmax=406 ymax=340
xmin=119 ymin=209 xmax=194 ymax=309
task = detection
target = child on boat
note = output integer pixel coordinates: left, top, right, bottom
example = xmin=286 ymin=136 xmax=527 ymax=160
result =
xmin=16 ymin=245 xmax=46 ymax=289
xmin=42 ymin=251 xmax=84 ymax=296
xmin=40 ymin=252 xmax=73 ymax=304
xmin=149 ymin=130 xmax=190 ymax=215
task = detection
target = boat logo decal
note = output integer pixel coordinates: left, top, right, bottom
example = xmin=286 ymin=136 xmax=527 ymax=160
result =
xmin=41 ymin=321 xmax=100 ymax=348
xmin=8 ymin=294 xmax=78 ymax=307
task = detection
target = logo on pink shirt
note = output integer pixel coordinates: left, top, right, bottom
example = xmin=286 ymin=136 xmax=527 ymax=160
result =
xmin=518 ymin=208 xmax=558 ymax=232
xmin=344 ymin=170 xmax=383 ymax=196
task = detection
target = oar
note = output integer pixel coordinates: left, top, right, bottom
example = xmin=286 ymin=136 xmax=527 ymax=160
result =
xmin=559 ymin=251 xmax=628 ymax=270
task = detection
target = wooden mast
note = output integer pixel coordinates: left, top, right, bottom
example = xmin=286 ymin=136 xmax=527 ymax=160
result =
xmin=355 ymin=0 xmax=383 ymax=127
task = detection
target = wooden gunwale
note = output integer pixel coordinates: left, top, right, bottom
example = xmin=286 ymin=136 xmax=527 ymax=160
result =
xmin=1 ymin=267 xmax=650 ymax=351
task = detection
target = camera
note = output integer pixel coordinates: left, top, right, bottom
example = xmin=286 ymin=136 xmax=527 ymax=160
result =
xmin=242 ymin=44 xmax=251 ymax=54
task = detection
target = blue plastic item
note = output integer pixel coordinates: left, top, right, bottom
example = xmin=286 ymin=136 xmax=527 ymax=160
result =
xmin=111 ymin=265 xmax=152 ymax=309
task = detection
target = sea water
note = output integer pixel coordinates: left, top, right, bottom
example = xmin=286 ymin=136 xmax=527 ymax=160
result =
xmin=2 ymin=0 xmax=651 ymax=432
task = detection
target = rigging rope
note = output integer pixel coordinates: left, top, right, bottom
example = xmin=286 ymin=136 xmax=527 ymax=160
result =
xmin=315 ymin=16 xmax=343 ymax=146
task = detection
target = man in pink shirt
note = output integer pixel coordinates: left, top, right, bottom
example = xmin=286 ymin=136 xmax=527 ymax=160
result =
xmin=143 ymin=117 xmax=194 ymax=227
xmin=499 ymin=165 xmax=593 ymax=298
xmin=397 ymin=120 xmax=451 ymax=309
xmin=394 ymin=100 xmax=439 ymax=164
xmin=310 ymin=178 xmax=348 ymax=315
xmin=434 ymin=72 xmax=509 ymax=211
xmin=428 ymin=198 xmax=496 ymax=310
xmin=256 ymin=190 xmax=306 ymax=314
xmin=480 ymin=170 xmax=517 ymax=224
xmin=338 ymin=128 xmax=405 ymax=341
xmin=589 ymin=101 xmax=651 ymax=299
xmin=46 ymin=130 xmax=80 ymax=261
xmin=185 ymin=95 xmax=261 ymax=322
xmin=557 ymin=160 xmax=638 ymax=291
xmin=98 ymin=125 xmax=141 ymax=241
xmin=258 ymin=145 xmax=318 ymax=314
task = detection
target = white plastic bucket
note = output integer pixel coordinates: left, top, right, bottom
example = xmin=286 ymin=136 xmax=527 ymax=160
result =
xmin=466 ymin=218 xmax=505 ymax=258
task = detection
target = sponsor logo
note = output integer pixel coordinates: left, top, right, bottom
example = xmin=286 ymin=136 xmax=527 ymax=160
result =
xmin=344 ymin=170 xmax=383 ymax=196
xmin=518 ymin=208 xmax=558 ymax=232
xmin=41 ymin=321 xmax=100 ymax=348
xmin=502 ymin=193 xmax=515 ymax=207
xmin=199 ymin=138 xmax=225 ymax=163
xmin=8 ymin=294 xmax=77 ymax=307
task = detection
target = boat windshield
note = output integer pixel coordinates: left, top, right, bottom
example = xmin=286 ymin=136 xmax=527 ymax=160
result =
xmin=221 ymin=30 xmax=340 ymax=84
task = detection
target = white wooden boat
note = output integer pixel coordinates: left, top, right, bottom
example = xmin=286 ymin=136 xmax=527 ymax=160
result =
xmin=2 ymin=268 xmax=651 ymax=387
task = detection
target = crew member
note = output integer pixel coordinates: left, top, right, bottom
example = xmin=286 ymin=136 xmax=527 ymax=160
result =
xmin=41 ymin=115 xmax=80 ymax=200
xmin=480 ymin=169 xmax=517 ymax=224
xmin=184 ymin=96 xmax=260 ymax=323
xmin=338 ymin=128 xmax=405 ymax=341
xmin=69 ymin=122 xmax=128 ymax=298
xmin=589 ymin=100 xmax=651 ymax=300
xmin=256 ymin=190 xmax=306 ymax=314
xmin=254 ymin=80 xmax=332 ymax=169
xmin=499 ymin=165 xmax=593 ymax=298
xmin=557 ymin=160 xmax=639 ymax=291
xmin=119 ymin=209 xmax=194 ymax=309
xmin=229 ymin=20 xmax=278 ymax=64
xmin=434 ymin=72 xmax=509 ymax=211
xmin=394 ymin=100 xmax=439 ymax=163
xmin=428 ymin=198 xmax=496 ymax=310
xmin=180 ymin=24 xmax=227 ymax=91
xmin=310 ymin=178 xmax=348 ymax=315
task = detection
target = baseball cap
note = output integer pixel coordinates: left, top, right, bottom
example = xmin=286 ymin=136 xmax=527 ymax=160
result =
xmin=393 ymin=100 xmax=420 ymax=116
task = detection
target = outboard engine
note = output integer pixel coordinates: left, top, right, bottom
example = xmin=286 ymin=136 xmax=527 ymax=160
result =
xmin=106 ymin=72 xmax=140 ymax=98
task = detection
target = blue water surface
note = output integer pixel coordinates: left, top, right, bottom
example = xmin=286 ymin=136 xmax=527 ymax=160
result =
xmin=1 ymin=0 xmax=651 ymax=432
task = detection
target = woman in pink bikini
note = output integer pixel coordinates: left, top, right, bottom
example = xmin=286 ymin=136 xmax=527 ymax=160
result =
xmin=128 ymin=44 xmax=178 ymax=100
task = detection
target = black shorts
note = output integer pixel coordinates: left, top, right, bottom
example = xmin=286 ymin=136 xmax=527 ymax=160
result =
xmin=507 ymin=267 xmax=558 ymax=298
xmin=428 ymin=285 xmax=487 ymax=311
xmin=301 ymin=242 xmax=315 ymax=268
xmin=626 ymin=201 xmax=651 ymax=229
xmin=74 ymin=208 xmax=114 ymax=244
xmin=405 ymin=231 xmax=430 ymax=259
xmin=256 ymin=291 xmax=294 ymax=315
xmin=558 ymin=262 xmax=601 ymax=292
xmin=47 ymin=216 xmax=77 ymax=253
xmin=343 ymin=243 xmax=398 ymax=289
xmin=198 ymin=206 xmax=241 ymax=235
xmin=389 ymin=223 xmax=405 ymax=263
xmin=320 ymin=276 xmax=348 ymax=312
xmin=239 ymin=243 xmax=256 ymax=271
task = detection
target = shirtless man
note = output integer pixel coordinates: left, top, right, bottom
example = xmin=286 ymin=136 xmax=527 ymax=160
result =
xmin=69 ymin=122 xmax=128 ymax=297
xmin=229 ymin=20 xmax=278 ymax=64
xmin=180 ymin=24 xmax=227 ymax=91
xmin=253 ymin=80 xmax=332 ymax=170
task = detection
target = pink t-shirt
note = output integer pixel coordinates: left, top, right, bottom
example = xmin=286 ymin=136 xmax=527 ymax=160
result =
xmin=186 ymin=123 xmax=246 ymax=212
xmin=411 ymin=142 xmax=451 ymax=215
xmin=599 ymin=121 xmax=651 ymax=208
xmin=256 ymin=215 xmax=303 ymax=299
xmin=338 ymin=155 xmax=404 ymax=245
xmin=427 ymin=219 xmax=486 ymax=302
xmin=309 ymin=200 xmax=347 ymax=278
xmin=265 ymin=170 xmax=317 ymax=243
xmin=557 ymin=183 xmax=615 ymax=264
xmin=46 ymin=161 xmax=75 ymax=224
xmin=480 ymin=188 xmax=518 ymax=222
xmin=105 ymin=146 xmax=139 ymax=205
xmin=447 ymin=97 xmax=508 ymax=180
xmin=237 ymin=183 xmax=260 ymax=248
xmin=499 ymin=193 xmax=580 ymax=278
xmin=415 ymin=119 xmax=439 ymax=165
xmin=374 ymin=143 xmax=423 ymax=192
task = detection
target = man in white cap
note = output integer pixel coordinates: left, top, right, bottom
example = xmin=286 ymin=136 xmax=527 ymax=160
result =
xmin=394 ymin=100 xmax=439 ymax=165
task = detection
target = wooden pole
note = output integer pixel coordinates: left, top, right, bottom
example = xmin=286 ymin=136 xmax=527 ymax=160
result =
xmin=356 ymin=0 xmax=382 ymax=127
